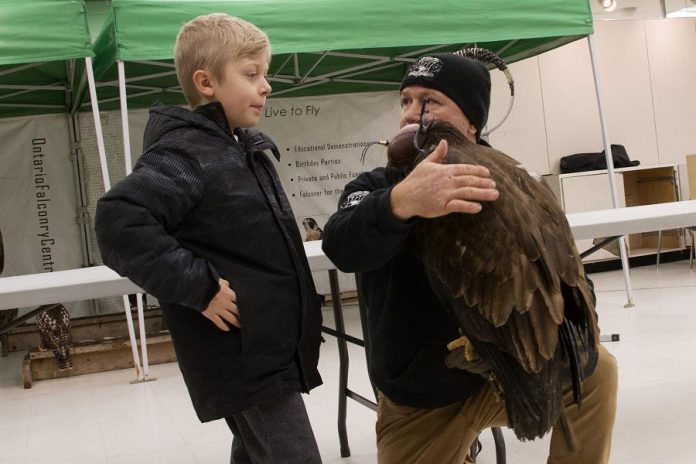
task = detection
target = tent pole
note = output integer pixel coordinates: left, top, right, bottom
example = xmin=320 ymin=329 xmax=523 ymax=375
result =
xmin=86 ymin=56 xmax=144 ymax=379
xmin=122 ymin=295 xmax=142 ymax=381
xmin=136 ymin=293 xmax=153 ymax=381
xmin=587 ymin=35 xmax=635 ymax=308
xmin=85 ymin=57 xmax=111 ymax=192
xmin=119 ymin=61 xmax=133 ymax=176
xmin=118 ymin=60 xmax=153 ymax=382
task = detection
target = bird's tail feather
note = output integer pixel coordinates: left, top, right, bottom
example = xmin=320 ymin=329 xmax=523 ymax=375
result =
xmin=559 ymin=319 xmax=583 ymax=406
xmin=470 ymin=338 xmax=565 ymax=441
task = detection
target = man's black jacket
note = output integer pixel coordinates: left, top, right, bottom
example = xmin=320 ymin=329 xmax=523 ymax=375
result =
xmin=322 ymin=167 xmax=487 ymax=408
xmin=95 ymin=102 xmax=322 ymax=421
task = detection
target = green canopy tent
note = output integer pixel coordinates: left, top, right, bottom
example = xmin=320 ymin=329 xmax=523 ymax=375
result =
xmin=91 ymin=0 xmax=594 ymax=106
xmin=0 ymin=0 xmax=92 ymax=118
xmin=0 ymin=0 xmax=114 ymax=218
xmin=0 ymin=0 xmax=145 ymax=378
xmin=0 ymin=0 xmax=100 ymax=279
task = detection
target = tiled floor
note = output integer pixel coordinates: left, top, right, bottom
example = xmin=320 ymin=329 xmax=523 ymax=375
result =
xmin=1 ymin=260 xmax=695 ymax=463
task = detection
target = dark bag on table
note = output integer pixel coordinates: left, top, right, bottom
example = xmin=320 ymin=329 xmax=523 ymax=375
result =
xmin=560 ymin=144 xmax=639 ymax=174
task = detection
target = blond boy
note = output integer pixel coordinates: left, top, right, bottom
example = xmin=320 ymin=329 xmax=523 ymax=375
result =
xmin=95 ymin=14 xmax=323 ymax=463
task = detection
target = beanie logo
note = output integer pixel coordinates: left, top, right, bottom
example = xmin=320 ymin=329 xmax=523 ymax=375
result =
xmin=406 ymin=56 xmax=442 ymax=79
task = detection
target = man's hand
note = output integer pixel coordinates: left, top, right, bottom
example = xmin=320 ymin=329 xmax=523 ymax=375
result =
xmin=390 ymin=140 xmax=499 ymax=221
xmin=202 ymin=278 xmax=240 ymax=331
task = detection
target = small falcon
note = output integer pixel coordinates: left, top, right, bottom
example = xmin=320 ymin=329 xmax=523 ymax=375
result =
xmin=302 ymin=217 xmax=324 ymax=241
xmin=37 ymin=304 xmax=73 ymax=370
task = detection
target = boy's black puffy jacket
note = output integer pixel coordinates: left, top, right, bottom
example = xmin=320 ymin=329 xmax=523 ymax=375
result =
xmin=95 ymin=102 xmax=322 ymax=421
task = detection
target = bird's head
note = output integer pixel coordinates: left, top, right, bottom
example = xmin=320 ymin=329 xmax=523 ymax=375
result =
xmin=387 ymin=96 xmax=431 ymax=174
xmin=419 ymin=120 xmax=474 ymax=157
xmin=302 ymin=217 xmax=318 ymax=231
xmin=386 ymin=123 xmax=422 ymax=173
xmin=388 ymin=119 xmax=475 ymax=176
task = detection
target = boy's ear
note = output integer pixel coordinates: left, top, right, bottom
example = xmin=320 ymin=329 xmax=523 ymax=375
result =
xmin=192 ymin=69 xmax=215 ymax=99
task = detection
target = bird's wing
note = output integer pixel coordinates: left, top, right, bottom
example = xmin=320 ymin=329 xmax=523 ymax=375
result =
xmin=416 ymin=132 xmax=597 ymax=374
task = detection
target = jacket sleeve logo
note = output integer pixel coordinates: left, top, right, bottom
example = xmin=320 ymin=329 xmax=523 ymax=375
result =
xmin=340 ymin=191 xmax=369 ymax=209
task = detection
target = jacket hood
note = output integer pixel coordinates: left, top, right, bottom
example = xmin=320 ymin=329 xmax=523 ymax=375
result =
xmin=143 ymin=102 xmax=281 ymax=161
xmin=143 ymin=102 xmax=233 ymax=151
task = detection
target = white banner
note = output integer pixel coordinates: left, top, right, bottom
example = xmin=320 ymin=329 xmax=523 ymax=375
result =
xmin=0 ymin=114 xmax=88 ymax=316
xmin=257 ymin=91 xmax=402 ymax=294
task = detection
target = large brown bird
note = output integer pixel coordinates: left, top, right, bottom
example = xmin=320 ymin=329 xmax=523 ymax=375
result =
xmin=387 ymin=120 xmax=600 ymax=443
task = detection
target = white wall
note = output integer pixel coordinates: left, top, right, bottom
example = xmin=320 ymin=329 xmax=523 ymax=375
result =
xmin=488 ymin=56 xmax=550 ymax=176
xmin=488 ymin=18 xmax=696 ymax=175
xmin=644 ymin=19 xmax=696 ymax=164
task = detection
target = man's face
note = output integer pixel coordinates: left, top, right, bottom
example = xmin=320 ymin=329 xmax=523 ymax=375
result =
xmin=209 ymin=53 xmax=271 ymax=130
xmin=399 ymin=86 xmax=477 ymax=143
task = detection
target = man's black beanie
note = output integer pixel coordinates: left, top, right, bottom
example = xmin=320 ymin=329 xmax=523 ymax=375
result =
xmin=400 ymin=53 xmax=491 ymax=137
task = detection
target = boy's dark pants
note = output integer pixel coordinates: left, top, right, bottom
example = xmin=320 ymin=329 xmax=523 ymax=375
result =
xmin=224 ymin=391 xmax=321 ymax=464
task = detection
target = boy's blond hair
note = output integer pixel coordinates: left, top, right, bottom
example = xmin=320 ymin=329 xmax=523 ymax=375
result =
xmin=174 ymin=13 xmax=270 ymax=107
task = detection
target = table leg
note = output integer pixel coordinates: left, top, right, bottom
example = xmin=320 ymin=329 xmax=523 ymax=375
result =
xmin=328 ymin=269 xmax=351 ymax=458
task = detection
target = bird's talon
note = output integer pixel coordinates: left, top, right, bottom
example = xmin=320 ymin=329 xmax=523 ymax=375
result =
xmin=447 ymin=335 xmax=479 ymax=361
xmin=447 ymin=335 xmax=468 ymax=351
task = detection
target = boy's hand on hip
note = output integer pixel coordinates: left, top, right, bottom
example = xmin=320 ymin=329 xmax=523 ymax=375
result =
xmin=202 ymin=278 xmax=240 ymax=331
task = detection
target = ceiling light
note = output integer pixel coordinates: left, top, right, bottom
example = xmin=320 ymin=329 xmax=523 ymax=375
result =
xmin=600 ymin=0 xmax=618 ymax=12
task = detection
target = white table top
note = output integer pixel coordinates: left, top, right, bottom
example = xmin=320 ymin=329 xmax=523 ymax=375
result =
xmin=0 ymin=240 xmax=335 ymax=310
xmin=566 ymin=200 xmax=696 ymax=240
xmin=2 ymin=200 xmax=695 ymax=310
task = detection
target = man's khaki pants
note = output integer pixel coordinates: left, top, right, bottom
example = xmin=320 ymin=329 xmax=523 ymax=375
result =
xmin=376 ymin=345 xmax=618 ymax=464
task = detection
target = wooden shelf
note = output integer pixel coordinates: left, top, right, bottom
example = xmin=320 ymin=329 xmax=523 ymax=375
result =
xmin=22 ymin=332 xmax=176 ymax=389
